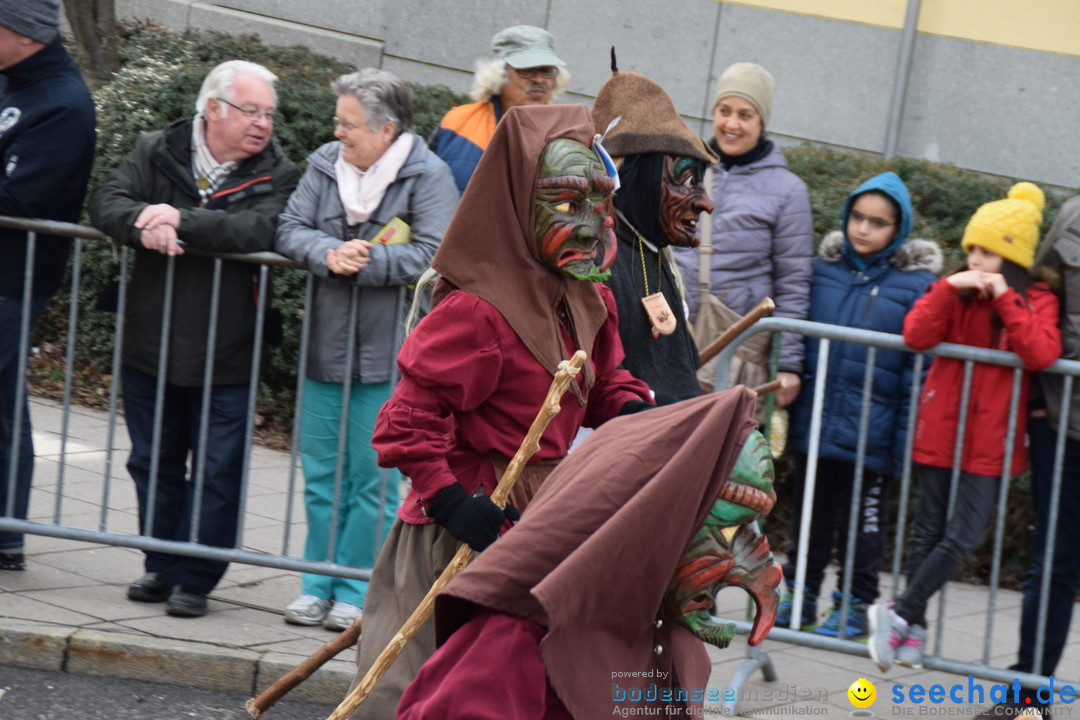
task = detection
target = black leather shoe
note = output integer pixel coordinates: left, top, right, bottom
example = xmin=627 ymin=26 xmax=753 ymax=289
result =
xmin=127 ymin=572 xmax=170 ymax=602
xmin=166 ymin=585 xmax=208 ymax=617
xmin=0 ymin=552 xmax=26 ymax=571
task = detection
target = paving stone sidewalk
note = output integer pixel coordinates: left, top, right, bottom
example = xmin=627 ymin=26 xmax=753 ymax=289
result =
xmin=3 ymin=397 xmax=1079 ymax=719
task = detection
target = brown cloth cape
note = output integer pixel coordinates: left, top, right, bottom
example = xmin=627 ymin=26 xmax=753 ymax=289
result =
xmin=430 ymin=104 xmax=609 ymax=399
xmin=434 ymin=387 xmax=758 ymax=718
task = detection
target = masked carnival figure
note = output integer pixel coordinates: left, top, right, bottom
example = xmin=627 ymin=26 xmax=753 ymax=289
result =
xmin=397 ymin=389 xmax=782 ymax=719
xmin=348 ymin=104 xmax=655 ymax=718
xmin=593 ymin=66 xmax=717 ymax=403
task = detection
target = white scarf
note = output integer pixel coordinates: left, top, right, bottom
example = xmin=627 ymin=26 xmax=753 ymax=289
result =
xmin=191 ymin=115 xmax=237 ymax=205
xmin=336 ymin=132 xmax=414 ymax=226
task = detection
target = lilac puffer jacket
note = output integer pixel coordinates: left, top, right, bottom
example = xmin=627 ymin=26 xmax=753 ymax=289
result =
xmin=673 ymin=140 xmax=813 ymax=374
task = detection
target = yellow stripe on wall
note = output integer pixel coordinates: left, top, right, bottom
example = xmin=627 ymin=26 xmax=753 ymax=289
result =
xmin=719 ymin=0 xmax=907 ymax=28
xmin=918 ymin=0 xmax=1080 ymax=57
xmin=720 ymin=0 xmax=1080 ymax=57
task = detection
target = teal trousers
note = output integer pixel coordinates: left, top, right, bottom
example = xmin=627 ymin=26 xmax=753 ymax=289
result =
xmin=299 ymin=378 xmax=397 ymax=606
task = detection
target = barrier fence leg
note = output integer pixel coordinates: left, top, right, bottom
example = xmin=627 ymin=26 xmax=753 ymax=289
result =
xmin=721 ymin=645 xmax=776 ymax=716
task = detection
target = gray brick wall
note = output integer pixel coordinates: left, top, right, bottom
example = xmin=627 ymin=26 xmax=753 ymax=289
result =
xmin=115 ymin=0 xmax=1080 ymax=189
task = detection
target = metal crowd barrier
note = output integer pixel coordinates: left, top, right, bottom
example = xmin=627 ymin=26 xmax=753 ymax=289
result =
xmin=712 ymin=316 xmax=1080 ymax=715
xmin=0 ymin=216 xmax=398 ymax=584
xmin=6 ymin=217 xmax=1080 ymax=714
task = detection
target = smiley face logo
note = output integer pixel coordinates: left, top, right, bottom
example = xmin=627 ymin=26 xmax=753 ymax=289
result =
xmin=848 ymin=678 xmax=876 ymax=708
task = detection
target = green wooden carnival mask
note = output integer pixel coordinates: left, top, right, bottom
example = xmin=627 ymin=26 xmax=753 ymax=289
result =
xmin=662 ymin=429 xmax=782 ymax=648
xmin=534 ymin=137 xmax=618 ymax=282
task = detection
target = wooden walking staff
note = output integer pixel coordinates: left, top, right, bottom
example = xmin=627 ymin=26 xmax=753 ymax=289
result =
xmin=322 ymin=350 xmax=587 ymax=720
xmin=246 ymin=617 xmax=363 ymax=718
xmin=245 ymin=351 xmax=587 ymax=719
xmin=751 ymin=379 xmax=783 ymax=397
xmin=697 ymin=297 xmax=776 ymax=367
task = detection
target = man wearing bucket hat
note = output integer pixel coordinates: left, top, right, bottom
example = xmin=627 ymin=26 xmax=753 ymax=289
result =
xmin=0 ymin=0 xmax=95 ymax=572
xmin=429 ymin=25 xmax=571 ymax=192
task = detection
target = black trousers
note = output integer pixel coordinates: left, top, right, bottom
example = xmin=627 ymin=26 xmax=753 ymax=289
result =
xmin=782 ymin=454 xmax=891 ymax=603
xmin=895 ymin=464 xmax=998 ymax=627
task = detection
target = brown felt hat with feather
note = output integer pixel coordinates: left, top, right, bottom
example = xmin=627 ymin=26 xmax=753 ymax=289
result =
xmin=592 ymin=57 xmax=717 ymax=165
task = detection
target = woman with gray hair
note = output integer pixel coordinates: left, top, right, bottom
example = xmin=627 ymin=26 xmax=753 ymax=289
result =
xmin=274 ymin=68 xmax=457 ymax=630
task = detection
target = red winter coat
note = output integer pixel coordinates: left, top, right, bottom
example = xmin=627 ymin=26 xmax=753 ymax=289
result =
xmin=903 ymin=279 xmax=1061 ymax=476
xmin=374 ymin=287 xmax=653 ymax=525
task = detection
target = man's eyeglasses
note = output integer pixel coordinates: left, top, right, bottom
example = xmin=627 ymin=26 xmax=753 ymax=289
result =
xmin=216 ymin=97 xmax=278 ymax=122
xmin=848 ymin=211 xmax=896 ymax=230
xmin=512 ymin=66 xmax=557 ymax=81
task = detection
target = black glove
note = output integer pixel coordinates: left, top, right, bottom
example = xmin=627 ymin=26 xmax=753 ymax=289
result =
xmin=619 ymin=399 xmax=655 ymax=415
xmin=427 ymin=482 xmax=520 ymax=551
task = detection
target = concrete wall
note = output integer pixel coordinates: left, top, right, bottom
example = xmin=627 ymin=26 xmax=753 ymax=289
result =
xmin=114 ymin=0 xmax=1080 ymax=189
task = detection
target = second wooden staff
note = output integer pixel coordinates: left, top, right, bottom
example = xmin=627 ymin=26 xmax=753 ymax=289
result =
xmin=697 ymin=297 xmax=776 ymax=367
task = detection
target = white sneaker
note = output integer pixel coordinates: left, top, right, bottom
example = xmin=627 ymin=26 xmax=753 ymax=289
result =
xmin=868 ymin=602 xmax=908 ymax=672
xmin=284 ymin=594 xmax=332 ymax=626
xmin=323 ymin=600 xmax=362 ymax=631
xmin=895 ymin=623 xmax=927 ymax=669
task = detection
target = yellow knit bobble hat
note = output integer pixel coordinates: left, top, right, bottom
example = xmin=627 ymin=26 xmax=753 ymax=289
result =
xmin=960 ymin=182 xmax=1045 ymax=269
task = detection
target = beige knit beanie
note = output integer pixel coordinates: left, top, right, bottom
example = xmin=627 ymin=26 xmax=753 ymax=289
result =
xmin=712 ymin=62 xmax=774 ymax=127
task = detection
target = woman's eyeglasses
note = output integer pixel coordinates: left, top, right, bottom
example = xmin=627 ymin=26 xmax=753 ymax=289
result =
xmin=332 ymin=117 xmax=363 ymax=132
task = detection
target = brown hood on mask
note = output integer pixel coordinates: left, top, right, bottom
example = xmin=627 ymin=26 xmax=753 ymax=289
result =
xmin=436 ymin=388 xmax=760 ymax=718
xmin=431 ymin=104 xmax=611 ymax=400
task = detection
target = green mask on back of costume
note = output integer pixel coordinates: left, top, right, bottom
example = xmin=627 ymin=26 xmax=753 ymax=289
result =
xmin=662 ymin=430 xmax=782 ymax=649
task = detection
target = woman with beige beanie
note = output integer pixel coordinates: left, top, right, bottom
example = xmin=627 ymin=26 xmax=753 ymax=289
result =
xmin=672 ymin=61 xmax=813 ymax=412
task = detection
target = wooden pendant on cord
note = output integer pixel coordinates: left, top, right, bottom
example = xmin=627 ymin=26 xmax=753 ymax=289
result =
xmin=641 ymin=293 xmax=676 ymax=338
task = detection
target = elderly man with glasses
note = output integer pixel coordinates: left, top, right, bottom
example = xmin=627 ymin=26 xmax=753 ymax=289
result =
xmin=429 ymin=25 xmax=571 ymax=192
xmin=89 ymin=60 xmax=301 ymax=618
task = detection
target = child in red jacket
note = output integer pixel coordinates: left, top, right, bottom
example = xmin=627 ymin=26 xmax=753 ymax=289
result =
xmin=868 ymin=182 xmax=1061 ymax=672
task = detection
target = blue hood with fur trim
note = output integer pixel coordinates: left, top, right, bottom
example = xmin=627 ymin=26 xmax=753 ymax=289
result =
xmin=841 ymin=171 xmax=913 ymax=271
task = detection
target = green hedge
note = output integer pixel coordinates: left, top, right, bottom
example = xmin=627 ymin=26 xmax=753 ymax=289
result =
xmin=37 ymin=24 xmax=467 ymax=440
xmin=38 ymin=23 xmax=1071 ymax=450
xmin=31 ymin=22 xmax=1072 ymax=586
xmin=786 ymin=144 xmax=1068 ymax=272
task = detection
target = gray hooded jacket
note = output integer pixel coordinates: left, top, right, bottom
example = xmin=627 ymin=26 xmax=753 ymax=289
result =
xmin=672 ymin=141 xmax=813 ymax=374
xmin=1032 ymin=195 xmax=1080 ymax=440
xmin=274 ymin=136 xmax=458 ymax=383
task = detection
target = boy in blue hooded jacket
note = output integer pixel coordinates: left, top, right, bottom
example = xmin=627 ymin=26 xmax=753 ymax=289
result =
xmin=779 ymin=172 xmax=941 ymax=639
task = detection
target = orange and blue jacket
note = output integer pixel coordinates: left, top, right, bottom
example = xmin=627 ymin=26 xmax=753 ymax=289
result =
xmin=430 ymin=99 xmax=501 ymax=193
